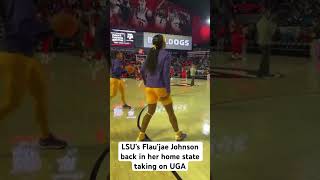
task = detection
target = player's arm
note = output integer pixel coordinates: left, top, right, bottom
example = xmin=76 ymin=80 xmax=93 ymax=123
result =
xmin=162 ymin=54 xmax=171 ymax=95
xmin=110 ymin=59 xmax=115 ymax=73
xmin=140 ymin=62 xmax=146 ymax=85
xmin=120 ymin=62 xmax=128 ymax=74
xmin=113 ymin=60 xmax=128 ymax=77
xmin=16 ymin=0 xmax=52 ymax=37
xmin=5 ymin=0 xmax=52 ymax=41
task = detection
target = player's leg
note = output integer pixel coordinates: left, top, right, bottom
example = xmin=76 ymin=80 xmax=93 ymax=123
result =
xmin=161 ymin=91 xmax=187 ymax=141
xmin=191 ymin=76 xmax=195 ymax=86
xmin=137 ymin=103 xmax=157 ymax=141
xmin=163 ymin=103 xmax=187 ymax=141
xmin=27 ymin=57 xmax=67 ymax=149
xmin=110 ymin=78 xmax=119 ymax=99
xmin=0 ymin=53 xmax=27 ymax=121
xmin=27 ymin=58 xmax=49 ymax=137
xmin=258 ymin=45 xmax=268 ymax=77
xmin=137 ymin=88 xmax=157 ymax=141
xmin=119 ymin=79 xmax=131 ymax=108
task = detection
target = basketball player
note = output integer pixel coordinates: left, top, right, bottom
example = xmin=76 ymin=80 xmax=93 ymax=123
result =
xmin=169 ymin=10 xmax=181 ymax=33
xmin=154 ymin=0 xmax=167 ymax=31
xmin=118 ymin=0 xmax=130 ymax=24
xmin=0 ymin=0 xmax=67 ymax=149
xmin=137 ymin=34 xmax=187 ymax=141
xmin=256 ymin=9 xmax=277 ymax=78
xmin=110 ymin=51 xmax=131 ymax=109
xmin=133 ymin=0 xmax=150 ymax=28
xmin=110 ymin=0 xmax=121 ymax=23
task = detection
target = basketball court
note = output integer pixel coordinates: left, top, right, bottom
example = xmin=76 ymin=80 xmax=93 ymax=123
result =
xmin=110 ymin=78 xmax=210 ymax=180
xmin=212 ymin=52 xmax=320 ymax=180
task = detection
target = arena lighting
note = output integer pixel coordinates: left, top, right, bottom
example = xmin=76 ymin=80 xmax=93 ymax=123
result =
xmin=206 ymin=18 xmax=210 ymax=25
xmin=200 ymin=26 xmax=210 ymax=41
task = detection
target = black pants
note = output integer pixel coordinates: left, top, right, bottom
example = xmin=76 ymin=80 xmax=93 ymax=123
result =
xmin=191 ymin=76 xmax=195 ymax=86
xmin=258 ymin=45 xmax=271 ymax=77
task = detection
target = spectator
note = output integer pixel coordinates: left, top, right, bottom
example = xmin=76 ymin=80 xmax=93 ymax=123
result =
xmin=256 ymin=10 xmax=277 ymax=78
xmin=231 ymin=21 xmax=244 ymax=60
xmin=190 ymin=64 xmax=196 ymax=86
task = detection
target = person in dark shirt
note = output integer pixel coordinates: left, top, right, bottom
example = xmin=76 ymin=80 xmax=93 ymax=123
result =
xmin=0 ymin=0 xmax=67 ymax=149
xmin=137 ymin=34 xmax=187 ymax=141
xmin=110 ymin=51 xmax=131 ymax=109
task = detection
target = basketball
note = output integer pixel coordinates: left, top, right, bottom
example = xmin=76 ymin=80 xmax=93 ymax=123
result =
xmin=125 ymin=65 xmax=135 ymax=74
xmin=51 ymin=12 xmax=79 ymax=38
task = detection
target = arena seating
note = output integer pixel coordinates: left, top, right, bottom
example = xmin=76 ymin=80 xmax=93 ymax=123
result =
xmin=212 ymin=0 xmax=318 ymax=57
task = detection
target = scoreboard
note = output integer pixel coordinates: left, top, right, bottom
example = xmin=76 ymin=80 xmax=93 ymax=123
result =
xmin=111 ymin=29 xmax=136 ymax=47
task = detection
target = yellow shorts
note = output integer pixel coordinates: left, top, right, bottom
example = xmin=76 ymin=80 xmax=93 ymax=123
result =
xmin=145 ymin=87 xmax=172 ymax=105
xmin=0 ymin=52 xmax=43 ymax=81
xmin=110 ymin=78 xmax=125 ymax=97
xmin=0 ymin=52 xmax=37 ymax=66
xmin=0 ymin=52 xmax=46 ymax=104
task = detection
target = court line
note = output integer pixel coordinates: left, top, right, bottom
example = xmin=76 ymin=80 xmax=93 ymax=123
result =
xmin=137 ymin=106 xmax=182 ymax=180
xmin=90 ymin=145 xmax=109 ymax=180
xmin=91 ymin=105 xmax=184 ymax=180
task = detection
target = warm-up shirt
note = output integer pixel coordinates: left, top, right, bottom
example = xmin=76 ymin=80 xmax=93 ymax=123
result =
xmin=256 ymin=15 xmax=277 ymax=46
xmin=0 ymin=0 xmax=52 ymax=56
xmin=141 ymin=49 xmax=171 ymax=94
xmin=111 ymin=59 xmax=126 ymax=79
xmin=190 ymin=67 xmax=196 ymax=77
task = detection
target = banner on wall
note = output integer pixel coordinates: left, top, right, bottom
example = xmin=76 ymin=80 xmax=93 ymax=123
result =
xmin=110 ymin=0 xmax=191 ymax=35
xmin=143 ymin=32 xmax=192 ymax=51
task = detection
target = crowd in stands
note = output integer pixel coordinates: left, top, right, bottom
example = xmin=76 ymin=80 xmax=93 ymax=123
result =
xmin=0 ymin=1 xmax=107 ymax=61
xmin=278 ymin=0 xmax=320 ymax=26
xmin=34 ymin=0 xmax=106 ymax=60
xmin=114 ymin=50 xmax=209 ymax=79
xmin=213 ymin=0 xmax=320 ymax=54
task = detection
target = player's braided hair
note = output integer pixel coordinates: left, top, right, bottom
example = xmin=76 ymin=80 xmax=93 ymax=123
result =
xmin=145 ymin=34 xmax=164 ymax=74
